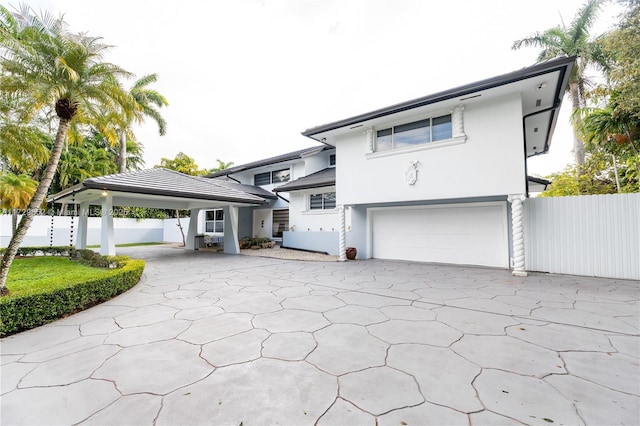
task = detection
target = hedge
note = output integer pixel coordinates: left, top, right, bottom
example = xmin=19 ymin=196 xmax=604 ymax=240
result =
xmin=0 ymin=257 xmax=145 ymax=337
xmin=0 ymin=245 xmax=73 ymax=257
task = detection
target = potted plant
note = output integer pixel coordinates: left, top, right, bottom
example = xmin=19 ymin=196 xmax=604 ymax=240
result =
xmin=346 ymin=247 xmax=357 ymax=260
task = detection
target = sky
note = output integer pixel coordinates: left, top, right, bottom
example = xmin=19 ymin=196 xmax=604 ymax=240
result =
xmin=17 ymin=0 xmax=623 ymax=176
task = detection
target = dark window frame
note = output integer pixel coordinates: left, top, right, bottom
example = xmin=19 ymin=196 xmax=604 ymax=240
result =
xmin=376 ymin=114 xmax=452 ymax=151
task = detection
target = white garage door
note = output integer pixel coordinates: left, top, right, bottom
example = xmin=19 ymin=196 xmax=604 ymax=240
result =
xmin=371 ymin=202 xmax=508 ymax=268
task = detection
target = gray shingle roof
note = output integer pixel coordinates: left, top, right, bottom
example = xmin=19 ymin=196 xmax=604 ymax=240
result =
xmin=273 ymin=168 xmax=335 ymax=192
xmin=205 ymin=145 xmax=332 ymax=178
xmin=50 ymin=168 xmax=270 ymax=204
xmin=212 ymin=180 xmax=278 ymax=200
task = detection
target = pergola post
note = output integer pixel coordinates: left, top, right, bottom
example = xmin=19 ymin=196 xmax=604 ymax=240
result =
xmin=223 ymin=205 xmax=240 ymax=255
xmin=185 ymin=208 xmax=201 ymax=250
xmin=76 ymin=201 xmax=89 ymax=250
xmin=100 ymin=193 xmax=115 ymax=256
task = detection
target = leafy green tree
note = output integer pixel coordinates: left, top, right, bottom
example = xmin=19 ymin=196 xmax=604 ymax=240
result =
xmin=512 ymin=0 xmax=605 ymax=166
xmin=579 ymin=100 xmax=640 ymax=186
xmin=539 ymin=143 xmax=639 ymax=196
xmin=156 ymin=152 xmax=209 ymax=176
xmin=154 ymin=152 xmax=209 ymax=246
xmin=0 ymin=5 xmax=134 ymax=294
xmin=118 ymin=74 xmax=168 ymax=173
xmin=599 ymin=0 xmax=640 ymax=121
xmin=0 ymin=172 xmax=37 ymax=235
xmin=576 ymin=1 xmax=640 ymax=189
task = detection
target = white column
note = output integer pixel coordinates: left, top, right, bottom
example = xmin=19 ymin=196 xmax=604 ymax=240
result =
xmin=338 ymin=205 xmax=347 ymax=261
xmin=100 ymin=194 xmax=115 ymax=256
xmin=185 ymin=208 xmax=201 ymax=250
xmin=76 ymin=201 xmax=89 ymax=250
xmin=223 ymin=206 xmax=240 ymax=255
xmin=508 ymin=194 xmax=527 ymax=277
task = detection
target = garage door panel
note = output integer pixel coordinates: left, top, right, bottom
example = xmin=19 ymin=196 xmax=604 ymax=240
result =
xmin=371 ymin=203 xmax=508 ymax=268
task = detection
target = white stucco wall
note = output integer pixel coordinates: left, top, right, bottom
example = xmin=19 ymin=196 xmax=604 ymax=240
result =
xmin=287 ymin=188 xmax=350 ymax=233
xmin=336 ymin=94 xmax=526 ymax=205
xmin=0 ymin=215 xmax=181 ymax=247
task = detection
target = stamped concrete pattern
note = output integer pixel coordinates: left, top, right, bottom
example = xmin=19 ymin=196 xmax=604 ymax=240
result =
xmin=1 ymin=245 xmax=639 ymax=425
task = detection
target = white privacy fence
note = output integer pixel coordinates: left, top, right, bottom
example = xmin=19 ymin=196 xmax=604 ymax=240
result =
xmin=524 ymin=193 xmax=640 ymax=280
xmin=0 ymin=215 xmax=189 ymax=248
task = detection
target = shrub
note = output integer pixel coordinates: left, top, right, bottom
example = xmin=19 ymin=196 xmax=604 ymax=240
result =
xmin=0 ymin=257 xmax=145 ymax=337
xmin=74 ymin=249 xmax=126 ymax=269
xmin=239 ymin=237 xmax=274 ymax=249
xmin=0 ymin=246 xmax=73 ymax=257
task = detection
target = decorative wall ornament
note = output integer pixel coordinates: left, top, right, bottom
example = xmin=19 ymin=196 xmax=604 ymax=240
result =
xmin=451 ymin=105 xmax=466 ymax=139
xmin=405 ymin=160 xmax=420 ymax=185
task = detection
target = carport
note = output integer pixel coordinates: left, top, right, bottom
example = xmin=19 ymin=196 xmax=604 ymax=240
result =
xmin=47 ymin=168 xmax=276 ymax=255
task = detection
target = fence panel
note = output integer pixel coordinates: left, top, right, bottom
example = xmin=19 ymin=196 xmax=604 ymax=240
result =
xmin=524 ymin=193 xmax=640 ymax=280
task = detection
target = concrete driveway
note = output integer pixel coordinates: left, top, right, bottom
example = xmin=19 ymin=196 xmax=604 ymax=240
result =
xmin=1 ymin=245 xmax=639 ymax=425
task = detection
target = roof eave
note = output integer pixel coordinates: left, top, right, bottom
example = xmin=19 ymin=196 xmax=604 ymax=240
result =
xmin=81 ymin=181 xmax=268 ymax=205
xmin=273 ymin=181 xmax=336 ymax=193
xmin=302 ymin=56 xmax=577 ymax=141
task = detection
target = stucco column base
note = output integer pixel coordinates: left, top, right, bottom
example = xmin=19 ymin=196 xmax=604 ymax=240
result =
xmin=512 ymin=270 xmax=528 ymax=277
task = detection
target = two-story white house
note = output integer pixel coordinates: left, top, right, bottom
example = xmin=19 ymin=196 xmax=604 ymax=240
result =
xmin=194 ymin=56 xmax=572 ymax=275
xmin=202 ymin=145 xmax=335 ymax=243
xmin=295 ymin=56 xmax=574 ymax=275
xmin=49 ymin=57 xmax=574 ymax=277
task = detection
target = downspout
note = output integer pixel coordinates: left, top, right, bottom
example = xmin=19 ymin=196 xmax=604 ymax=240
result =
xmin=273 ymin=191 xmax=290 ymax=204
xmin=224 ymin=174 xmax=241 ymax=184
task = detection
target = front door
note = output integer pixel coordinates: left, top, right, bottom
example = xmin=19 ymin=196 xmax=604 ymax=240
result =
xmin=252 ymin=209 xmax=271 ymax=239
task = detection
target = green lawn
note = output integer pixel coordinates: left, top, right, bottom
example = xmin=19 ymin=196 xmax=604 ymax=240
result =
xmin=6 ymin=257 xmax=119 ymax=298
xmin=86 ymin=242 xmax=166 ymax=248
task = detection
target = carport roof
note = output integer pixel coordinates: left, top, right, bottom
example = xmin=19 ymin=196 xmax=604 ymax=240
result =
xmin=48 ymin=168 xmax=272 ymax=207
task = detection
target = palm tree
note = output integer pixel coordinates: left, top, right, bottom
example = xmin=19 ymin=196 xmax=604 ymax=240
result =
xmin=212 ymin=159 xmax=235 ymax=172
xmin=579 ymin=105 xmax=640 ymax=186
xmin=512 ymin=0 xmax=604 ymax=166
xmin=0 ymin=172 xmax=37 ymax=235
xmin=0 ymin=5 xmax=134 ymax=294
xmin=118 ymin=74 xmax=168 ymax=173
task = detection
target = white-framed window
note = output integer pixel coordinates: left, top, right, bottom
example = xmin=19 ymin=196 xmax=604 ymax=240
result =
xmin=205 ymin=209 xmax=224 ymax=233
xmin=329 ymin=153 xmax=336 ymax=167
xmin=376 ymin=114 xmax=452 ymax=151
xmin=254 ymin=168 xmax=290 ymax=186
xmin=309 ymin=192 xmax=336 ymax=210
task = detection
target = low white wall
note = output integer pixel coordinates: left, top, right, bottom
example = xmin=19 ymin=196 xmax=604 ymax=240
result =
xmin=0 ymin=215 xmax=187 ymax=247
xmin=163 ymin=217 xmax=190 ymax=244
xmin=283 ymin=231 xmax=339 ymax=255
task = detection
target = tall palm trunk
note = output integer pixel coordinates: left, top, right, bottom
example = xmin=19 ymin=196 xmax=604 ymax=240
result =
xmin=11 ymin=208 xmax=18 ymax=235
xmin=0 ymin=119 xmax=71 ymax=294
xmin=119 ymin=130 xmax=127 ymax=173
xmin=569 ymin=82 xmax=586 ymax=167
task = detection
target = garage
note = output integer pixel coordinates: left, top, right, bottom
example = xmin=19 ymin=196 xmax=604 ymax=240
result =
xmin=370 ymin=202 xmax=509 ymax=268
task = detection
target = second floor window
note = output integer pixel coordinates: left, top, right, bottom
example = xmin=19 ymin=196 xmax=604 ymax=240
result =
xmin=254 ymin=168 xmax=290 ymax=186
xmin=376 ymin=114 xmax=452 ymax=151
